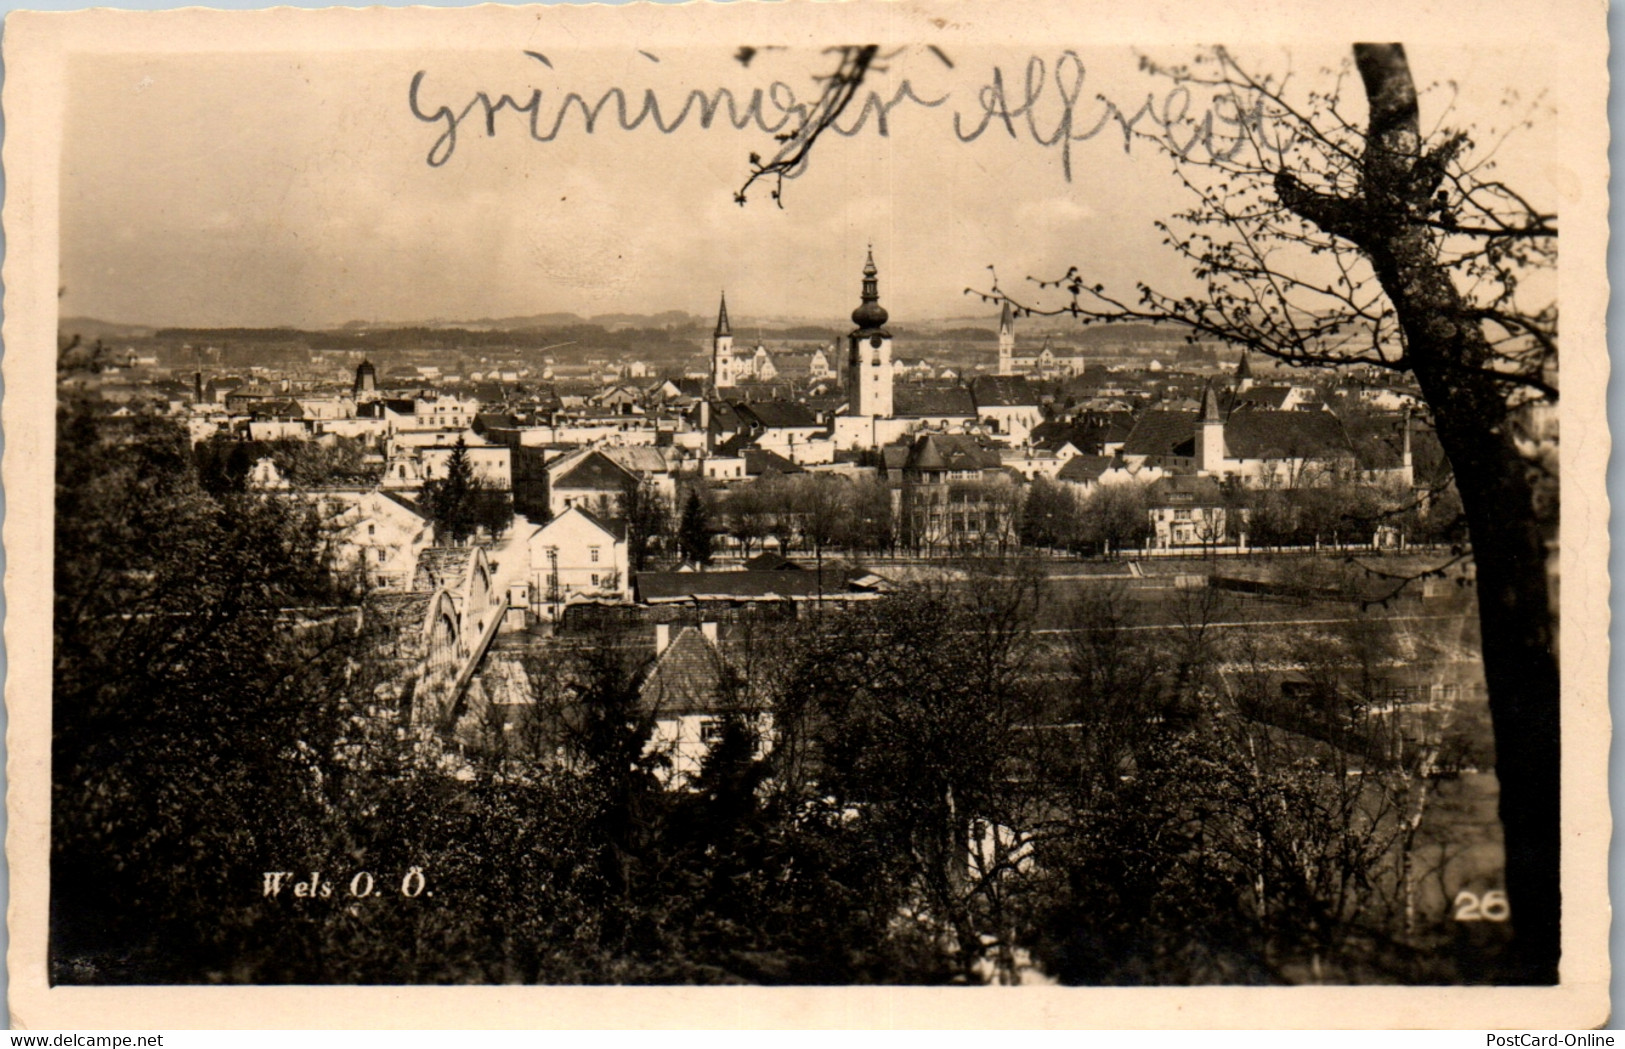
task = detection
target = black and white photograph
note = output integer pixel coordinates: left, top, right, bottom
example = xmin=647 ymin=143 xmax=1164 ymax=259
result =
xmin=5 ymin=0 xmax=1610 ymax=1028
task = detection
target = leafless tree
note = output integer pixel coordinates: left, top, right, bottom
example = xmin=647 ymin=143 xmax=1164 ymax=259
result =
xmin=959 ymin=45 xmax=1559 ymax=981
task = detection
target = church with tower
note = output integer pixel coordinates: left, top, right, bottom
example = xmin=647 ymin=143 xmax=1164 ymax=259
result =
xmin=709 ymin=293 xmax=779 ymax=389
xmin=831 ymin=249 xmax=915 ymax=449
xmin=844 ymin=248 xmax=894 ymax=419
xmin=995 ymin=300 xmax=1088 ymax=378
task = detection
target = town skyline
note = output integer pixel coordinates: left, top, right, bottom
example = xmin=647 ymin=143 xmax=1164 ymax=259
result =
xmin=60 ymin=42 xmax=1553 ymax=330
xmin=22 ymin=0 xmax=1598 ymax=1015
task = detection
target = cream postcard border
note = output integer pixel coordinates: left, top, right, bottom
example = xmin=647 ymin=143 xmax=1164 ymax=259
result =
xmin=3 ymin=0 xmax=1611 ymax=1029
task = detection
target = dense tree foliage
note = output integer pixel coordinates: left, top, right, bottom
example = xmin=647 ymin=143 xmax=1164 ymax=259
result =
xmin=618 ymin=477 xmax=671 ymax=573
xmin=194 ymin=434 xmax=377 ymax=493
xmin=676 ymin=486 xmax=715 ymax=566
xmin=420 ymin=437 xmax=512 ymax=544
xmin=55 ymin=400 xmax=1496 ymax=985
xmin=53 ymin=396 xmax=365 ymax=980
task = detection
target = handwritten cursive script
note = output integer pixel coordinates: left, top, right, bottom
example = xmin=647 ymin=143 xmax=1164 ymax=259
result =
xmin=409 ymin=68 xmax=946 ymax=169
xmin=953 ymin=51 xmax=1271 ymax=181
xmin=409 ymin=51 xmax=1272 ymax=181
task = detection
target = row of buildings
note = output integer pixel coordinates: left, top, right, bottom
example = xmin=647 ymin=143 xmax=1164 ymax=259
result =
xmin=61 ymin=249 xmax=1479 ymax=794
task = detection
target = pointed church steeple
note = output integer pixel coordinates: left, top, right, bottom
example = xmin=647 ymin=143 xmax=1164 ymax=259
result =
xmin=712 ymin=291 xmax=736 ymax=390
xmin=1197 ymin=379 xmax=1226 ymax=474
xmin=1235 ymin=348 xmax=1253 ymax=391
xmin=715 ymin=291 xmax=732 ymax=338
xmin=1200 ymin=380 xmax=1223 ymax=423
xmin=997 ymin=301 xmax=1015 ymax=376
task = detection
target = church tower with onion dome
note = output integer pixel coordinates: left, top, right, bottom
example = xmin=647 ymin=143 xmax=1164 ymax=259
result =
xmin=845 ymin=248 xmax=894 ymax=419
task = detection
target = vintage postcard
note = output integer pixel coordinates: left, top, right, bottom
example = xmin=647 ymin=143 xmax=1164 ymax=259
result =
xmin=3 ymin=0 xmax=1610 ymax=1029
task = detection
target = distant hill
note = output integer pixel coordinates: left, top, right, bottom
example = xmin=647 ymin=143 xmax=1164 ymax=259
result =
xmin=458 ymin=312 xmax=589 ymax=329
xmin=589 ymin=310 xmax=697 ymax=329
xmin=65 ymin=311 xmax=1191 ymax=345
xmin=59 ymin=316 xmax=156 ymax=340
xmin=1071 ymin=322 xmax=1191 ymax=345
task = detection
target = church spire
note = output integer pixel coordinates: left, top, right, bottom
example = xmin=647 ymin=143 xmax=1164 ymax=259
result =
xmin=850 ymin=247 xmax=890 ymax=333
xmin=997 ymin=300 xmax=1016 ymax=376
xmin=1197 ymin=379 xmax=1226 ymax=474
xmin=714 ymin=291 xmax=732 ymax=338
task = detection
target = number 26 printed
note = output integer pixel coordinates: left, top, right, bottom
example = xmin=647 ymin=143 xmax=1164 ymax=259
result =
xmin=1453 ymin=889 xmax=1510 ymax=922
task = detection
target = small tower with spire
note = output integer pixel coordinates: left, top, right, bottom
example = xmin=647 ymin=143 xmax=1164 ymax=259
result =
xmin=711 ymin=292 xmax=736 ymax=390
xmin=1235 ymin=348 xmax=1254 ymax=392
xmin=997 ymin=301 xmax=1016 ymax=376
xmin=1196 ymin=380 xmax=1227 ymax=474
xmin=845 ymin=248 xmax=894 ymax=419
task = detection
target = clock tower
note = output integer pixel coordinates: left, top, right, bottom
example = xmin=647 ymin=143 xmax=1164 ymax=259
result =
xmin=845 ymin=249 xmax=894 ymax=419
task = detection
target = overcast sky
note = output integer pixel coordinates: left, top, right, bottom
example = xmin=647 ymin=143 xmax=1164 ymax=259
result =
xmin=59 ymin=40 xmax=1554 ymax=329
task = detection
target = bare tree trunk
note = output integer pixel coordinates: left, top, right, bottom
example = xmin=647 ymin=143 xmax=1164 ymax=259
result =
xmin=1278 ymin=44 xmax=1559 ymax=982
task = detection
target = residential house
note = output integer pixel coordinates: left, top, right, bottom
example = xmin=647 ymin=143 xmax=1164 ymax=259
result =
xmin=1054 ymin=453 xmax=1161 ymax=494
xmin=527 ymin=505 xmax=631 ymax=614
xmin=1147 ymin=474 xmax=1236 ymax=549
xmin=891 ymin=433 xmax=1017 ymax=553
xmin=546 ymin=449 xmax=640 ymax=520
xmin=734 ymin=400 xmax=833 ymax=464
xmin=320 ymin=488 xmax=433 ymax=589
xmin=636 ymin=622 xmax=771 ymax=785
xmin=419 ymin=442 xmax=513 ymax=489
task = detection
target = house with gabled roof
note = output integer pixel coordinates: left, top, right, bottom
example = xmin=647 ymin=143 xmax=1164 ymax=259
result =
xmin=1231 ymin=383 xmax=1323 ymax=413
xmin=636 ymin=621 xmax=772 ymax=786
xmin=733 ymin=399 xmax=833 ymax=464
xmin=321 ymin=487 xmax=433 ymax=590
xmin=1055 ymin=453 xmax=1158 ymax=494
xmin=891 ymin=433 xmax=1017 ymax=554
xmin=599 ymin=445 xmax=681 ymax=502
xmin=741 ymin=446 xmax=805 ymax=478
xmin=1146 ymin=474 xmax=1236 ymax=549
xmin=527 ymin=505 xmax=631 ymax=615
xmin=547 ymin=449 xmax=639 ymax=520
